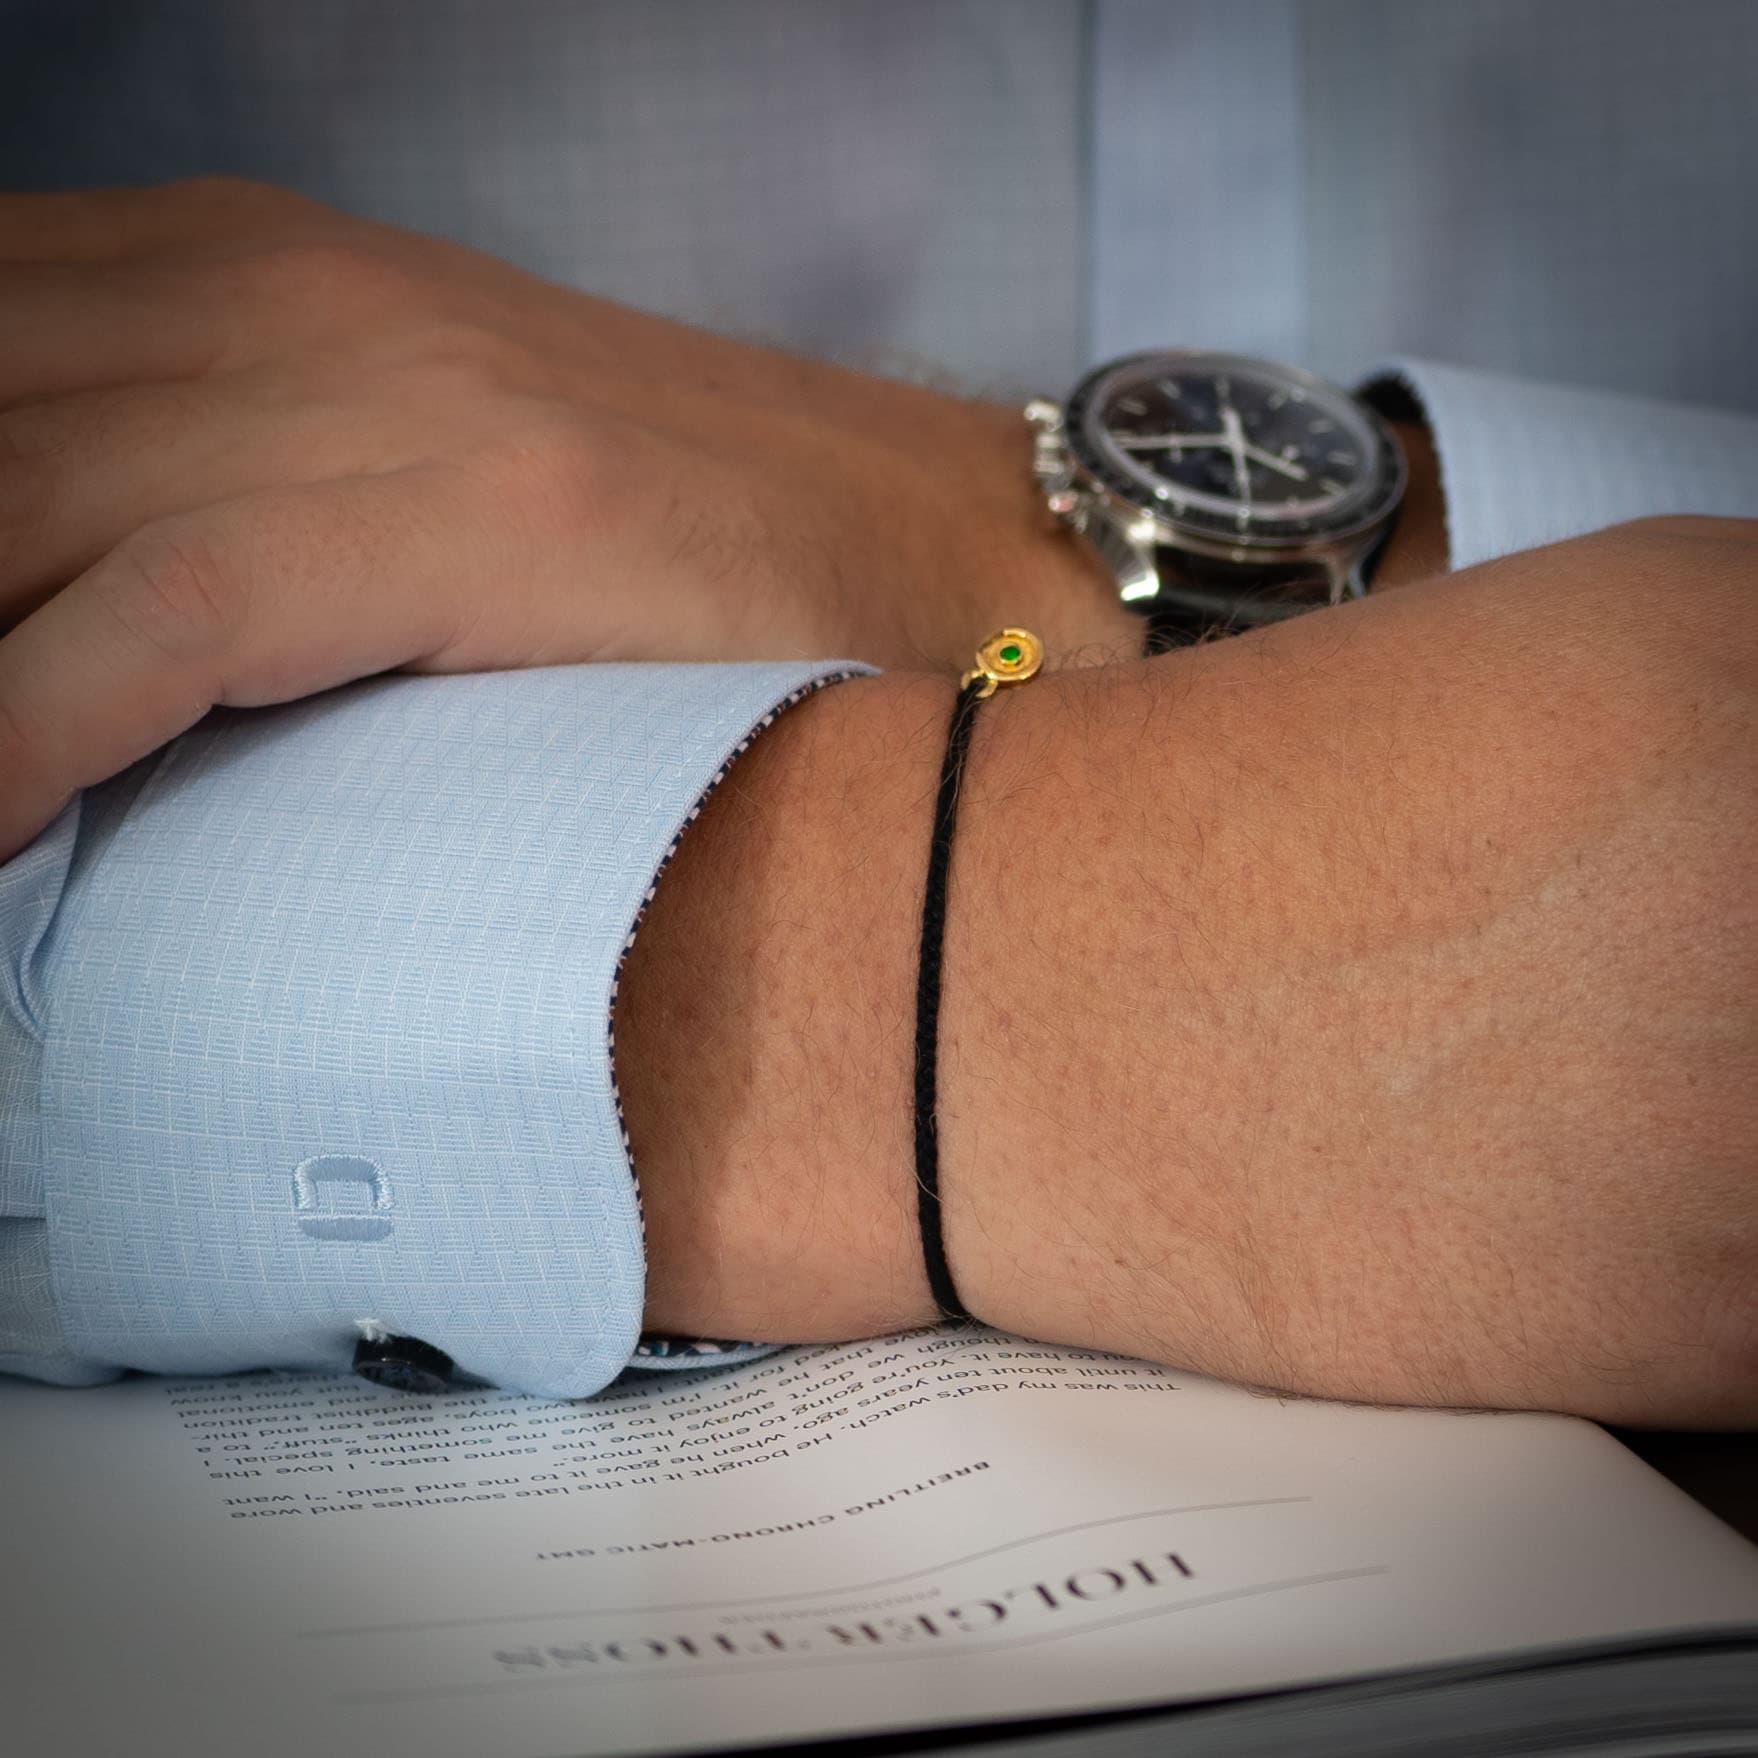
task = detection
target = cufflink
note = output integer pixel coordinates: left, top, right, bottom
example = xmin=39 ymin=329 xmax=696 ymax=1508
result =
xmin=352 ymin=1331 xmax=456 ymax=1394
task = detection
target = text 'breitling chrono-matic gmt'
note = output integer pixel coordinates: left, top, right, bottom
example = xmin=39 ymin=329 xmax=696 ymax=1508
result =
xmin=1028 ymin=351 xmax=1407 ymax=648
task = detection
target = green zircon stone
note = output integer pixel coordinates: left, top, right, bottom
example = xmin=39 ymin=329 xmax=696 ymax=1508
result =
xmin=998 ymin=643 xmax=1023 ymax=665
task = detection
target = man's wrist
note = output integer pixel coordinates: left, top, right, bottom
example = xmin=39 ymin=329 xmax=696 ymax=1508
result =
xmin=613 ymin=649 xmax=1238 ymax=1371
xmin=904 ymin=402 xmax=1147 ymax=673
xmin=614 ymin=652 xmax=1235 ymax=1364
xmin=616 ymin=672 xmax=949 ymax=1343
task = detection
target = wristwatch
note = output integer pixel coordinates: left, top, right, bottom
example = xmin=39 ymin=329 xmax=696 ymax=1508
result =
xmin=1027 ymin=351 xmax=1406 ymax=645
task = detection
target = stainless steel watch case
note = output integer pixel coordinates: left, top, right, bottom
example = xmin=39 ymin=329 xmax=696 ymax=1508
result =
xmin=1028 ymin=352 xmax=1408 ymax=611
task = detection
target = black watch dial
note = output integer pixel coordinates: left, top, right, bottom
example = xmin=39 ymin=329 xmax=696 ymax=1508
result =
xmin=1064 ymin=352 xmax=1405 ymax=553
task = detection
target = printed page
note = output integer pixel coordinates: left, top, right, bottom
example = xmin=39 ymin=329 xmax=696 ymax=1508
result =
xmin=5 ymin=1329 xmax=1758 ymax=1758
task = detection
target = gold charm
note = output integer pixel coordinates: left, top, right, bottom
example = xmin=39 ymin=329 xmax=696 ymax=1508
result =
xmin=962 ymin=628 xmax=1044 ymax=699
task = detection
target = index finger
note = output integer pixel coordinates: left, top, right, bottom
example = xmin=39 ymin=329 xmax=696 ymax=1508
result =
xmin=0 ymin=471 xmax=494 ymax=862
xmin=0 ymin=541 xmax=218 ymax=859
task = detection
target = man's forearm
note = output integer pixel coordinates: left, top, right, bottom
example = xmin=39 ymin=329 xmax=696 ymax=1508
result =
xmin=620 ymin=522 xmax=1758 ymax=1428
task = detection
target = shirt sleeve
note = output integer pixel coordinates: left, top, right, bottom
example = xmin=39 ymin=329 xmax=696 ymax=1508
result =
xmin=1363 ymin=357 xmax=1758 ymax=570
xmin=0 ymin=660 xmax=866 ymax=1400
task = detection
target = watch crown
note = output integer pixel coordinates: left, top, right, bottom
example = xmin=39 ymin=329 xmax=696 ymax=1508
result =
xmin=1046 ymin=488 xmax=1081 ymax=518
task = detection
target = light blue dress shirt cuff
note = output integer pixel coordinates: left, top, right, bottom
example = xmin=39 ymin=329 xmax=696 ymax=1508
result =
xmin=1 ymin=660 xmax=865 ymax=1399
xmin=1364 ymin=358 xmax=1758 ymax=569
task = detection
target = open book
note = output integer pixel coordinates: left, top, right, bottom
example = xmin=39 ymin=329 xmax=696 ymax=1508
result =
xmin=5 ymin=1327 xmax=1757 ymax=1757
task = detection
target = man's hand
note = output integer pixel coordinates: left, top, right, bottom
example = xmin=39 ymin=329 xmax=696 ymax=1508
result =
xmin=618 ymin=518 xmax=1758 ymax=1428
xmin=0 ymin=177 xmax=1133 ymax=858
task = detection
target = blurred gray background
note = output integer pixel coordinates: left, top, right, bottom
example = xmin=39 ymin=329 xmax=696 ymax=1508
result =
xmin=3 ymin=0 xmax=1754 ymax=405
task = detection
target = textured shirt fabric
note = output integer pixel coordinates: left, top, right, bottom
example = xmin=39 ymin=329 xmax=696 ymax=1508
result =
xmin=5 ymin=0 xmax=1757 ymax=410
xmin=0 ymin=662 xmax=862 ymax=1397
xmin=1368 ymin=361 xmax=1758 ymax=570
xmin=1089 ymin=0 xmax=1758 ymax=412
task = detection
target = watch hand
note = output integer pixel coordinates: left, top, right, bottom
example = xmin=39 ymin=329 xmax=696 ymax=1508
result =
xmin=1116 ymin=431 xmax=1309 ymax=484
xmin=1238 ymin=443 xmax=1309 ymax=483
xmin=1220 ymin=402 xmax=1251 ymax=508
xmin=1113 ymin=431 xmax=1229 ymax=451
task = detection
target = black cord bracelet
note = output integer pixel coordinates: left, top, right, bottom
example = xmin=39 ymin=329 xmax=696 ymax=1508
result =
xmin=913 ymin=628 xmax=1044 ymax=1324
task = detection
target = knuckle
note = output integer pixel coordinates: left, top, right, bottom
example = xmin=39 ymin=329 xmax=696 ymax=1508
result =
xmin=99 ymin=525 xmax=244 ymax=664
xmin=160 ymin=173 xmax=291 ymax=212
xmin=474 ymin=408 xmax=630 ymax=536
xmin=150 ymin=175 xmax=334 ymax=242
xmin=385 ymin=323 xmax=534 ymax=404
xmin=232 ymin=237 xmax=409 ymax=321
